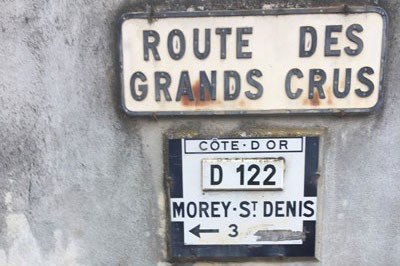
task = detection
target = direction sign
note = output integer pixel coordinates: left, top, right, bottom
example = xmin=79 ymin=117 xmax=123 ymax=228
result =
xmin=167 ymin=136 xmax=319 ymax=259
xmin=119 ymin=7 xmax=387 ymax=116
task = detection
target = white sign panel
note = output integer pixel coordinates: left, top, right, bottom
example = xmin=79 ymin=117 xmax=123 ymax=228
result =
xmin=119 ymin=7 xmax=387 ymax=115
xmin=168 ymin=136 xmax=319 ymax=259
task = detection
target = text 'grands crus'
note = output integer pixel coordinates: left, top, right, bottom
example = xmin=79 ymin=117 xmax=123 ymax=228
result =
xmin=129 ymin=25 xmax=375 ymax=102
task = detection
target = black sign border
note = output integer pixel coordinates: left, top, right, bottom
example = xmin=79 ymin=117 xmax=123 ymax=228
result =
xmin=118 ymin=6 xmax=388 ymax=116
xmin=167 ymin=136 xmax=319 ymax=261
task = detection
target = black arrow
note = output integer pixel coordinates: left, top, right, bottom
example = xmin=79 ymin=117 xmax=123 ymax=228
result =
xmin=189 ymin=224 xmax=219 ymax=238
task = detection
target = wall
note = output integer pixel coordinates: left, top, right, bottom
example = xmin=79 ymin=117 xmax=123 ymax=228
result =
xmin=0 ymin=0 xmax=398 ymax=265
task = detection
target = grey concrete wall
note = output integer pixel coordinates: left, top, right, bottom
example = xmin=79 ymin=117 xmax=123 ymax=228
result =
xmin=0 ymin=0 xmax=399 ymax=265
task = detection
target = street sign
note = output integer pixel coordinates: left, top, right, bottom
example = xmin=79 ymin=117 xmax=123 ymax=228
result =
xmin=119 ymin=7 xmax=387 ymax=116
xmin=167 ymin=136 xmax=319 ymax=259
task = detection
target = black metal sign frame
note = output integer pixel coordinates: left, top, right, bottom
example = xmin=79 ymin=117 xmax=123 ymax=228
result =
xmin=167 ymin=136 xmax=319 ymax=261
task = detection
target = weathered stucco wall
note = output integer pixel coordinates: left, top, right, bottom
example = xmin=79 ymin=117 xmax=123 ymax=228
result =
xmin=0 ymin=0 xmax=399 ymax=265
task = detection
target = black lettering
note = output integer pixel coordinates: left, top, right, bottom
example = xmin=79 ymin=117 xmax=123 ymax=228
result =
xmin=286 ymin=201 xmax=297 ymax=217
xmin=176 ymin=71 xmax=194 ymax=101
xmin=303 ymin=200 xmax=315 ymax=217
xmin=155 ymin=72 xmax=172 ymax=101
xmin=210 ymin=140 xmax=220 ymax=151
xmin=168 ymin=29 xmax=185 ymax=60
xmin=299 ymin=201 xmax=303 ymax=217
xmin=325 ymin=25 xmax=342 ymax=56
xmin=333 ymin=68 xmax=351 ymax=98
xmin=251 ymin=201 xmax=257 ymax=212
xmin=239 ymin=201 xmax=251 ymax=218
xmin=299 ymin=26 xmax=317 ymax=57
xmin=285 ymin=68 xmax=303 ymax=99
xmin=210 ymin=165 xmax=223 ymax=185
xmin=231 ymin=141 xmax=239 ymax=150
xmin=229 ymin=224 xmax=238 ymax=237
xmin=236 ymin=27 xmax=252 ymax=59
xmin=279 ymin=140 xmax=288 ymax=150
xmin=221 ymin=141 xmax=229 ymax=150
xmin=193 ymin=28 xmax=211 ymax=59
xmin=130 ymin=72 xmax=148 ymax=101
xmin=187 ymin=202 xmax=197 ymax=218
xmin=172 ymin=202 xmax=185 ymax=218
xmin=345 ymin=24 xmax=364 ymax=56
xmin=224 ymin=71 xmax=241 ymax=100
xmin=356 ymin=67 xmax=374 ymax=97
xmin=200 ymin=71 xmax=216 ymax=100
xmin=143 ymin=30 xmax=160 ymax=61
xmin=251 ymin=141 xmax=259 ymax=150
xmin=199 ymin=201 xmax=210 ymax=218
xmin=263 ymin=201 xmax=273 ymax=217
xmin=211 ymin=202 xmax=220 ymax=217
xmin=215 ymin=28 xmax=232 ymax=59
xmin=263 ymin=164 xmax=276 ymax=186
xmin=199 ymin=141 xmax=207 ymax=151
xmin=245 ymin=69 xmax=263 ymax=99
xmin=221 ymin=201 xmax=231 ymax=217
xmin=309 ymin=69 xmax=326 ymax=99
xmin=275 ymin=201 xmax=284 ymax=217
xmin=237 ymin=164 xmax=245 ymax=185
xmin=266 ymin=140 xmax=276 ymax=149
xmin=248 ymin=164 xmax=260 ymax=185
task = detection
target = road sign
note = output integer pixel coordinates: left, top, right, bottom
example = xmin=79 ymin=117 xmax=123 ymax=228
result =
xmin=119 ymin=7 xmax=387 ymax=116
xmin=167 ymin=136 xmax=319 ymax=259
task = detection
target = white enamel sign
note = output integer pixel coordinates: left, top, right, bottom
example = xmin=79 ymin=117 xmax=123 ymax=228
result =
xmin=168 ymin=136 xmax=319 ymax=259
xmin=119 ymin=7 xmax=387 ymax=115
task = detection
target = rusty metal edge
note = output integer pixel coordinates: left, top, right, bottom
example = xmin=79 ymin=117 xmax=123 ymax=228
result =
xmin=117 ymin=6 xmax=388 ymax=117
